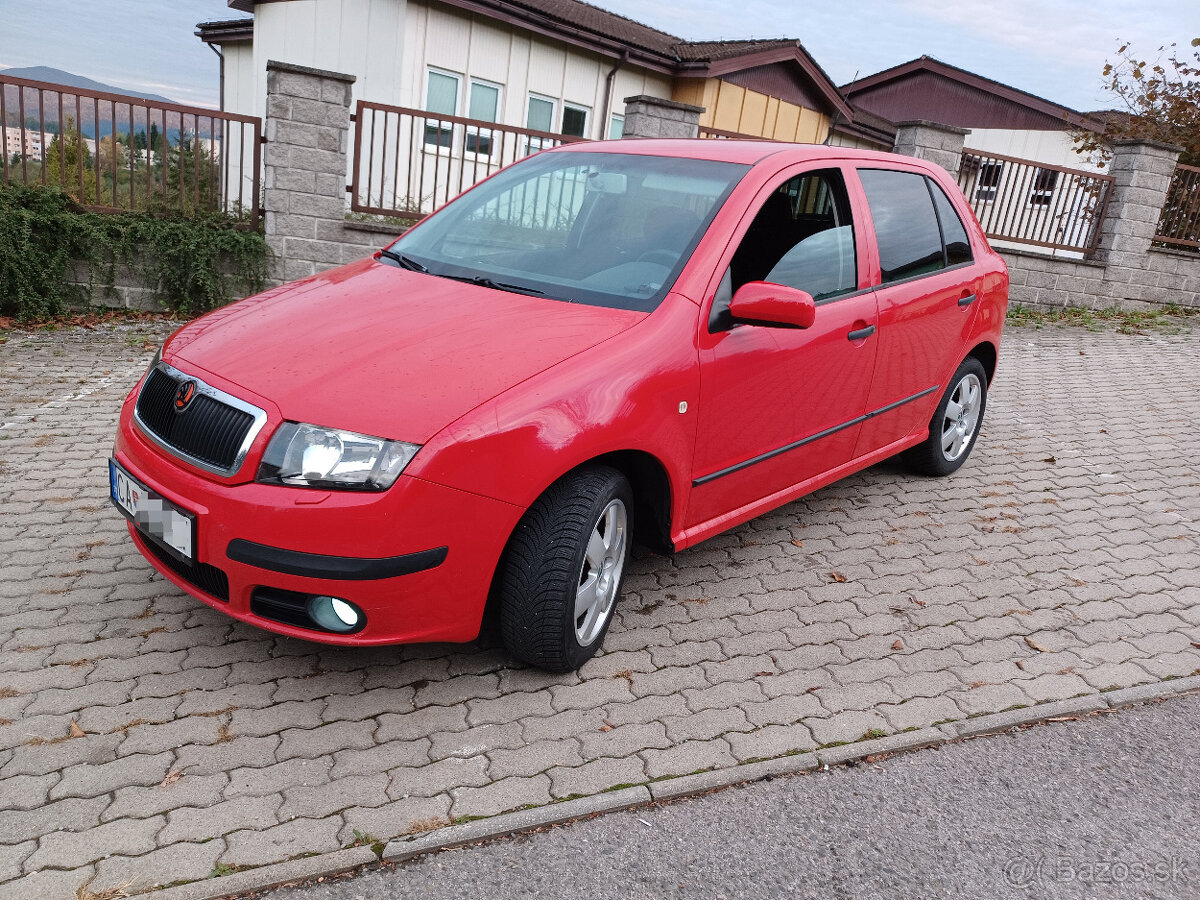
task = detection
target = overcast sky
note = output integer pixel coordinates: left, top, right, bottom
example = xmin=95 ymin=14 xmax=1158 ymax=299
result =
xmin=0 ymin=0 xmax=1196 ymax=111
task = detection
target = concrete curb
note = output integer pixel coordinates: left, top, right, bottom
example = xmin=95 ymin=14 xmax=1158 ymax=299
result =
xmin=382 ymin=785 xmax=651 ymax=862
xmin=147 ymin=847 xmax=378 ymax=900
xmin=138 ymin=683 xmax=1200 ymax=899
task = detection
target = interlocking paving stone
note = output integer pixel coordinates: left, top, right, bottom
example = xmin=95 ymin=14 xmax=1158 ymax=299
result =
xmin=3 ymin=322 xmax=1200 ymax=895
xmin=221 ymin=816 xmax=344 ymax=867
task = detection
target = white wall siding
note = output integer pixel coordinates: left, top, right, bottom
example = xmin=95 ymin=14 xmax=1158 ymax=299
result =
xmin=964 ymin=128 xmax=1102 ymax=173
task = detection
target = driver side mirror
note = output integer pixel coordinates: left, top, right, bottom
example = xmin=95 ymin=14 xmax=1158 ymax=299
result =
xmin=728 ymin=282 xmax=817 ymax=329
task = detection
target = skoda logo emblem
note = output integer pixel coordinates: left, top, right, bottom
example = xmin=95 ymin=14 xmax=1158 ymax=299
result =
xmin=174 ymin=380 xmax=197 ymax=412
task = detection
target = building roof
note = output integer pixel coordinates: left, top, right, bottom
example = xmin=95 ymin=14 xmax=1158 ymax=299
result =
xmin=207 ymin=0 xmax=852 ymax=119
xmin=842 ymin=56 xmax=1105 ymax=133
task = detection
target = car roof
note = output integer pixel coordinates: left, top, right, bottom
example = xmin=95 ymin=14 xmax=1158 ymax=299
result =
xmin=552 ymin=138 xmax=914 ymax=170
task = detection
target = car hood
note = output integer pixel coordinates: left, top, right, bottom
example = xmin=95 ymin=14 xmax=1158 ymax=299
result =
xmin=166 ymin=258 xmax=645 ymax=442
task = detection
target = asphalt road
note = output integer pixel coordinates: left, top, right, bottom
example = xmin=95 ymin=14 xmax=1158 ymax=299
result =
xmin=255 ymin=692 xmax=1199 ymax=900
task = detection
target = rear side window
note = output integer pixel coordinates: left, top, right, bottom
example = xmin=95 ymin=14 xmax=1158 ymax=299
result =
xmin=858 ymin=169 xmax=945 ymax=284
xmin=929 ymin=181 xmax=973 ymax=266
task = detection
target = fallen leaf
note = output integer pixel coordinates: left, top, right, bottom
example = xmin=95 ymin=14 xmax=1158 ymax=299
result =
xmin=599 ymin=724 xmax=612 ymax=733
xmin=830 ymin=571 xmax=847 ymax=583
xmin=159 ymin=769 xmax=185 ymax=787
xmin=1191 ymin=642 xmax=1200 ymax=650
xmin=805 ymin=686 xmax=823 ymax=693
xmin=1015 ymin=660 xmax=1025 ymax=670
xmin=69 ymin=720 xmax=85 ymax=739
xmin=790 ymin=539 xmax=804 ymax=547
xmin=1024 ymin=636 xmax=1052 ymax=653
xmin=1046 ymin=716 xmax=1079 ymax=722
xmin=912 ymin=598 xmax=927 ymax=608
xmin=891 ymin=640 xmax=904 ymax=650
xmin=1042 ymin=456 xmax=1057 ymax=464
xmin=754 ymin=670 xmax=774 ymax=678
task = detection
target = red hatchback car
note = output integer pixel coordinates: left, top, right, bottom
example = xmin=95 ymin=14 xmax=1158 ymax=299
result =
xmin=111 ymin=140 xmax=1007 ymax=671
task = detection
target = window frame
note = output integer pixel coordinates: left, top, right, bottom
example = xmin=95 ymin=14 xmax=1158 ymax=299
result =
xmin=608 ymin=114 xmax=625 ymax=140
xmin=464 ymin=77 xmax=503 ymax=158
xmin=524 ymin=93 xmax=559 ymax=155
xmin=562 ymin=102 xmax=591 ymax=139
xmin=423 ymin=66 xmax=462 ymax=151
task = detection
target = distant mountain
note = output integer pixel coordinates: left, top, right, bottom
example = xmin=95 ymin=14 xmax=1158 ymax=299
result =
xmin=1 ymin=66 xmax=176 ymax=104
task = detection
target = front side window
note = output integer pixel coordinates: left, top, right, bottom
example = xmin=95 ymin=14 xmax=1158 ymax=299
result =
xmin=731 ymin=169 xmax=857 ymax=300
xmin=424 ymin=69 xmax=459 ymax=148
xmin=859 ymin=168 xmax=945 ymax=284
xmin=710 ymin=169 xmax=856 ymax=331
xmin=389 ymin=151 xmax=749 ymax=311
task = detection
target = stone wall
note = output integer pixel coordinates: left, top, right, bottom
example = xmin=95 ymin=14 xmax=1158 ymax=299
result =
xmin=262 ymin=61 xmax=402 ymax=284
xmin=894 ymin=123 xmax=1200 ymax=311
xmin=621 ymin=95 xmax=703 ymax=139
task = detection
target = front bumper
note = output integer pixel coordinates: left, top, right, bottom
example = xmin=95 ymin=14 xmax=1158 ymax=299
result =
xmin=113 ymin=397 xmax=524 ymax=646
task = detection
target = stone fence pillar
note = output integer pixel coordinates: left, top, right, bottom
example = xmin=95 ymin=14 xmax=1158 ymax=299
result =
xmin=622 ymin=95 xmax=703 ymax=139
xmin=263 ymin=60 xmax=356 ymax=284
xmin=1092 ymin=139 xmax=1183 ymax=264
xmin=892 ymin=120 xmax=970 ymax=176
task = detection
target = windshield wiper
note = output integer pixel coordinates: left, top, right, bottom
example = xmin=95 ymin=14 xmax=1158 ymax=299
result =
xmin=376 ymin=249 xmax=427 ymax=272
xmin=442 ymin=273 xmax=544 ymax=296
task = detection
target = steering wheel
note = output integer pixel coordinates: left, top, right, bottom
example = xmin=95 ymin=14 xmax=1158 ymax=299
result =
xmin=636 ymin=249 xmax=676 ymax=266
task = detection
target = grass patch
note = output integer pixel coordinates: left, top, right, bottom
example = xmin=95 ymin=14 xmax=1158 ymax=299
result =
xmin=1006 ymin=303 xmax=1199 ymax=334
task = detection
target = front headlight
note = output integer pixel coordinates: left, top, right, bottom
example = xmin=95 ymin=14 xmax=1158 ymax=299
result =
xmin=256 ymin=423 xmax=420 ymax=491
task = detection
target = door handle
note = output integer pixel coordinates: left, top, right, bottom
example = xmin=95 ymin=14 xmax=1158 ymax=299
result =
xmin=958 ymin=293 xmax=977 ymax=308
xmin=847 ymin=324 xmax=876 ymax=341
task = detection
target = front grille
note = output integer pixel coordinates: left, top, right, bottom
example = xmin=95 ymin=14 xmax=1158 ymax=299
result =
xmin=136 ymin=367 xmax=256 ymax=472
xmin=138 ymin=532 xmax=230 ymax=602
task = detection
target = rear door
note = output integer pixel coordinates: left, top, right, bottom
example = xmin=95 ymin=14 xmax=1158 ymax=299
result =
xmin=686 ymin=164 xmax=879 ymax=529
xmin=850 ymin=166 xmax=982 ymax=458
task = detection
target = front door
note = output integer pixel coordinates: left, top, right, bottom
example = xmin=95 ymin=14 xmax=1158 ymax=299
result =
xmin=687 ymin=165 xmax=880 ymax=530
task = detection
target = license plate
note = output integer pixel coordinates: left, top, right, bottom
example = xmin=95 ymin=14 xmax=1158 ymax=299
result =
xmin=109 ymin=459 xmax=196 ymax=562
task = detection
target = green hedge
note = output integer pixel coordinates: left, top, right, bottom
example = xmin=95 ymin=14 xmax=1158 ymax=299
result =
xmin=0 ymin=184 xmax=270 ymax=321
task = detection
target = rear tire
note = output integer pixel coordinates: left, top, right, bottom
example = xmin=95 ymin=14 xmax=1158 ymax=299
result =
xmin=499 ymin=465 xmax=632 ymax=672
xmin=903 ymin=357 xmax=988 ymax=477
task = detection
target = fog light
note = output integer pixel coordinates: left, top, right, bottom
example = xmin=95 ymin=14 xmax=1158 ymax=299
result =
xmin=307 ymin=595 xmax=364 ymax=633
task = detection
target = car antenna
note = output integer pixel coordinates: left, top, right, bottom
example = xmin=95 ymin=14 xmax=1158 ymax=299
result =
xmin=824 ymin=69 xmax=858 ymax=146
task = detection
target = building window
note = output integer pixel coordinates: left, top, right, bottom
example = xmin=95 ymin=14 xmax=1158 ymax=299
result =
xmin=465 ymin=79 xmax=501 ymax=155
xmin=526 ymin=94 xmax=557 ymax=154
xmin=562 ymin=103 xmax=589 ymax=138
xmin=424 ymin=69 xmax=459 ymax=148
xmin=608 ymin=114 xmax=625 ymax=140
xmin=1029 ymin=168 xmax=1058 ymax=207
xmin=975 ymin=162 xmax=1002 ymax=202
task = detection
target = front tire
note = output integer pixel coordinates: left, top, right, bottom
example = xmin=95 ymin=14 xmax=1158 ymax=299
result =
xmin=903 ymin=357 xmax=988 ymax=477
xmin=499 ymin=465 xmax=632 ymax=672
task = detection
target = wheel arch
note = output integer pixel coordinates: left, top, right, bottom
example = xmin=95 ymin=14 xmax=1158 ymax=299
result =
xmin=967 ymin=340 xmax=998 ymax=384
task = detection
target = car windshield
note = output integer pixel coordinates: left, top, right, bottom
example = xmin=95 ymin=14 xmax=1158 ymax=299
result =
xmin=387 ymin=151 xmax=750 ymax=311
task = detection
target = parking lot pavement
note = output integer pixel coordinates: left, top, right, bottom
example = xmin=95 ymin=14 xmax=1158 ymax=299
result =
xmin=1 ymin=320 xmax=1198 ymax=899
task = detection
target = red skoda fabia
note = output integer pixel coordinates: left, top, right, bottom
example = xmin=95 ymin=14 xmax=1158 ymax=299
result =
xmin=111 ymin=140 xmax=1007 ymax=671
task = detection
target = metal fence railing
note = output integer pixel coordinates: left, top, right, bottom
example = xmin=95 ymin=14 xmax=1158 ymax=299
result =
xmin=1153 ymin=163 xmax=1200 ymax=251
xmin=1 ymin=73 xmax=261 ymax=225
xmin=348 ymin=100 xmax=586 ymax=221
xmin=956 ymin=148 xmax=1114 ymax=256
xmin=697 ymin=126 xmax=770 ymax=140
